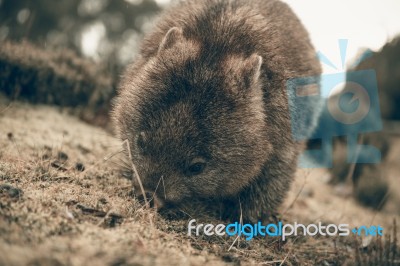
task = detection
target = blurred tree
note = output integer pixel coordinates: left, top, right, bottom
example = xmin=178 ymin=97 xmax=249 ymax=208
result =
xmin=0 ymin=0 xmax=162 ymax=67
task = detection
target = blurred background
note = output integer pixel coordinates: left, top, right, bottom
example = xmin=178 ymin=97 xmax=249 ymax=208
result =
xmin=0 ymin=0 xmax=168 ymax=69
xmin=285 ymin=0 xmax=400 ymax=73
xmin=1 ymin=0 xmax=399 ymax=71
xmin=1 ymin=0 xmax=399 ymax=72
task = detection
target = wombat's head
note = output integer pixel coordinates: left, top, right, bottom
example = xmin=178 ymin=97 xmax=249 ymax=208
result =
xmin=113 ymin=27 xmax=272 ymax=208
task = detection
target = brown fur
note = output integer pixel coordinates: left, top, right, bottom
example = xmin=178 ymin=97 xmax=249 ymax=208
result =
xmin=112 ymin=0 xmax=321 ymax=222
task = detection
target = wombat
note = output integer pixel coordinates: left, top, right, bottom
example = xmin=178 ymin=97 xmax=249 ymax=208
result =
xmin=112 ymin=0 xmax=321 ymax=223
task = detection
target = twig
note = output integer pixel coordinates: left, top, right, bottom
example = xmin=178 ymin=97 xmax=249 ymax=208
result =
xmin=178 ymin=209 xmax=193 ymax=219
xmin=345 ymin=134 xmax=364 ymax=189
xmin=96 ymin=209 xmax=114 ymax=226
xmin=279 ymin=238 xmax=298 ymax=266
xmin=123 ymin=139 xmax=149 ymax=209
xmin=0 ymin=102 xmax=12 ymax=114
xmin=78 ymin=148 xmax=124 ymax=178
xmin=228 ymin=198 xmax=244 ymax=252
xmin=260 ymin=260 xmax=284 ymax=265
xmin=228 ymin=235 xmax=240 ymax=252
xmin=283 ymin=170 xmax=310 ymax=215
xmin=369 ymin=190 xmax=391 ymax=227
xmin=161 ymin=175 xmax=166 ymax=200
xmin=239 ymin=198 xmax=243 ymax=248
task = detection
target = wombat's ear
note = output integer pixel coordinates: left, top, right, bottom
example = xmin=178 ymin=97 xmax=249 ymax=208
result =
xmin=243 ymin=54 xmax=263 ymax=87
xmin=158 ymin=27 xmax=184 ymax=54
xmin=224 ymin=54 xmax=263 ymax=95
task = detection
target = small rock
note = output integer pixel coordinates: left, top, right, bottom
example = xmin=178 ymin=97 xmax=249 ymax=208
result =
xmin=51 ymin=161 xmax=68 ymax=171
xmin=75 ymin=162 xmax=85 ymax=172
xmin=57 ymin=151 xmax=69 ymax=161
xmin=77 ymin=144 xmax=91 ymax=154
xmin=42 ymin=153 xmax=51 ymax=160
xmin=44 ymin=145 xmax=52 ymax=151
xmin=0 ymin=183 xmax=23 ymax=199
xmin=98 ymin=197 xmax=108 ymax=204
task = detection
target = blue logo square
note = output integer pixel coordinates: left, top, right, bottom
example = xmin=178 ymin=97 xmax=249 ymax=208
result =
xmin=287 ymin=69 xmax=382 ymax=168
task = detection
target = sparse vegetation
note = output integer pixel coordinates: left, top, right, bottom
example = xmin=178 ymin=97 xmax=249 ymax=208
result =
xmin=0 ymin=100 xmax=399 ymax=265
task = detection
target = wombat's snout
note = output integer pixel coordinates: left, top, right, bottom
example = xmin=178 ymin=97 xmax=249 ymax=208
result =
xmin=131 ymin=171 xmax=169 ymax=209
xmin=134 ymin=189 xmax=165 ymax=209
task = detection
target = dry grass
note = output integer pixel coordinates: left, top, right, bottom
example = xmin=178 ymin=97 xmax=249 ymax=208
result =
xmin=0 ymin=98 xmax=399 ymax=265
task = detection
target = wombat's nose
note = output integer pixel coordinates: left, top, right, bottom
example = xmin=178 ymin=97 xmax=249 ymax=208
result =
xmin=134 ymin=190 xmax=164 ymax=209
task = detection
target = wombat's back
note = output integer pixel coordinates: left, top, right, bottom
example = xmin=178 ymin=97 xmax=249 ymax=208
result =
xmin=141 ymin=0 xmax=319 ymax=76
xmin=129 ymin=0 xmax=322 ymax=148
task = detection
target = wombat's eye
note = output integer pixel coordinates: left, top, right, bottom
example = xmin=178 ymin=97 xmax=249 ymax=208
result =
xmin=186 ymin=158 xmax=206 ymax=176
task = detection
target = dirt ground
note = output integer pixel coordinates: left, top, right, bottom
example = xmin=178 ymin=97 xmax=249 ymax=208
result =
xmin=0 ymin=96 xmax=399 ymax=265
